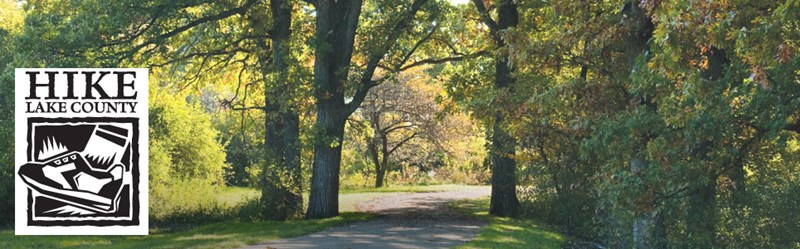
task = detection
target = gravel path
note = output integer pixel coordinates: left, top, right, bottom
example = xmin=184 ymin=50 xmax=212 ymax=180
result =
xmin=241 ymin=187 xmax=490 ymax=249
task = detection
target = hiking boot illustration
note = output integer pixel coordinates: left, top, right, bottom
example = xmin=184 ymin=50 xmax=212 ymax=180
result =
xmin=18 ymin=125 xmax=130 ymax=214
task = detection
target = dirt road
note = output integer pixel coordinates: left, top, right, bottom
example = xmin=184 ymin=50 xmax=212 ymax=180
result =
xmin=241 ymin=187 xmax=490 ymax=249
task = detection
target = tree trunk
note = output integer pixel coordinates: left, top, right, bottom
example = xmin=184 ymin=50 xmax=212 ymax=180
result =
xmin=262 ymin=100 xmax=283 ymax=217
xmin=621 ymin=1 xmax=655 ymax=247
xmin=375 ymin=167 xmax=385 ymax=188
xmin=368 ymin=134 xmax=385 ymax=188
xmin=307 ymin=102 xmax=347 ymax=218
xmin=630 ymin=155 xmax=651 ymax=249
xmin=728 ymin=161 xmax=746 ymax=204
xmin=486 ymin=0 xmax=520 ymax=218
xmin=307 ymin=0 xmax=424 ymax=217
xmin=257 ymin=0 xmax=302 ymax=220
xmin=273 ymin=0 xmax=303 ymax=219
xmin=688 ymin=175 xmax=718 ymax=247
xmin=305 ymin=0 xmax=362 ymax=219
xmin=305 ymin=0 xmax=427 ymax=218
xmin=379 ymin=134 xmax=390 ymax=187
xmin=282 ymin=110 xmax=302 ymax=214
xmin=489 ymin=116 xmax=519 ymax=217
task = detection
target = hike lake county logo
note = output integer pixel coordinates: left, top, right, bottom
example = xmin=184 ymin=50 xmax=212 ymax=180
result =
xmin=14 ymin=69 xmax=149 ymax=235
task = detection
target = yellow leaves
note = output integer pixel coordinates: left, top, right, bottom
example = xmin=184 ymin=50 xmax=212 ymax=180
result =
xmin=510 ymin=152 xmax=534 ymax=164
xmin=533 ymin=15 xmax=543 ymax=28
xmin=694 ymin=45 xmax=713 ymax=70
xmin=697 ymin=57 xmax=709 ymax=70
xmin=0 ymin=0 xmax=24 ymax=34
xmin=730 ymin=96 xmax=743 ymax=110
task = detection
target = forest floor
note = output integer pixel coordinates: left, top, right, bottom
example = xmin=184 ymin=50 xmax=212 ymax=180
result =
xmin=242 ymin=187 xmax=491 ymax=249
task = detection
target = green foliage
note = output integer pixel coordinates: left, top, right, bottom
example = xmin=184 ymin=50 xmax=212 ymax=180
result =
xmin=148 ymin=86 xmax=229 ymax=223
xmin=221 ymin=134 xmax=262 ymax=187
xmin=0 ymin=77 xmax=13 ymax=226
xmin=447 ymin=0 xmax=800 ymax=247
xmin=149 ymin=88 xmax=227 ymax=185
xmin=212 ymin=95 xmax=266 ymax=187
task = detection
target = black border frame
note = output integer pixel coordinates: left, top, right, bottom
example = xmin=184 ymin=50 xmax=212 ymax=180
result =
xmin=25 ymin=117 xmax=140 ymax=227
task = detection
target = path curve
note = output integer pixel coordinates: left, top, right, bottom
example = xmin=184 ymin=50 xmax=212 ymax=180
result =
xmin=242 ymin=187 xmax=490 ymax=249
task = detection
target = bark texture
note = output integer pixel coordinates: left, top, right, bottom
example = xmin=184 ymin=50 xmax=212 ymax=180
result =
xmin=306 ymin=0 xmax=363 ymax=219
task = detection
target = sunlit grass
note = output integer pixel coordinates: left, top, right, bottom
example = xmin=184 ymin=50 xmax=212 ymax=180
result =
xmin=452 ymin=198 xmax=566 ymax=249
xmin=215 ymin=186 xmax=259 ymax=208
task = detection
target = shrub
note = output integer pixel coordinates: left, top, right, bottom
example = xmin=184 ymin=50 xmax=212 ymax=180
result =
xmin=148 ymin=87 xmax=230 ymax=226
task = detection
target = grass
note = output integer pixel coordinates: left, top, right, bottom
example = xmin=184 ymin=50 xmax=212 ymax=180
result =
xmin=0 ymin=212 xmax=369 ymax=249
xmin=452 ymin=198 xmax=566 ymax=249
xmin=214 ymin=186 xmax=259 ymax=208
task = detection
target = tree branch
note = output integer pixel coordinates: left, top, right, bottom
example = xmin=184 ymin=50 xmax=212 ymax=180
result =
xmin=115 ymin=0 xmax=258 ymax=63
xmin=388 ymin=132 xmax=418 ymax=155
xmin=383 ymin=123 xmax=416 ymax=134
xmin=345 ymin=0 xmax=430 ymax=116
xmin=394 ymin=22 xmax=439 ymax=70
xmin=470 ymin=0 xmax=499 ymax=37
xmin=101 ymin=15 xmax=160 ymax=48
xmin=398 ymin=50 xmax=489 ymax=71
xmin=221 ymin=58 xmax=265 ymax=112
xmin=148 ymin=44 xmax=251 ymax=68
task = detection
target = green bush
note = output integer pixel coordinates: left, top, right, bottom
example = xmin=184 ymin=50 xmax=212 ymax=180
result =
xmin=149 ymin=91 xmax=228 ymax=185
xmin=148 ymin=87 xmax=230 ymax=226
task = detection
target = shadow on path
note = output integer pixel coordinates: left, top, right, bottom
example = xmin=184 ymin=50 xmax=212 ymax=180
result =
xmin=241 ymin=188 xmax=490 ymax=249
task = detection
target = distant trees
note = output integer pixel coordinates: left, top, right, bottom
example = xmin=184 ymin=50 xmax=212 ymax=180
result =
xmin=351 ymin=69 xmax=441 ymax=187
xmin=149 ymin=90 xmax=228 ymax=185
